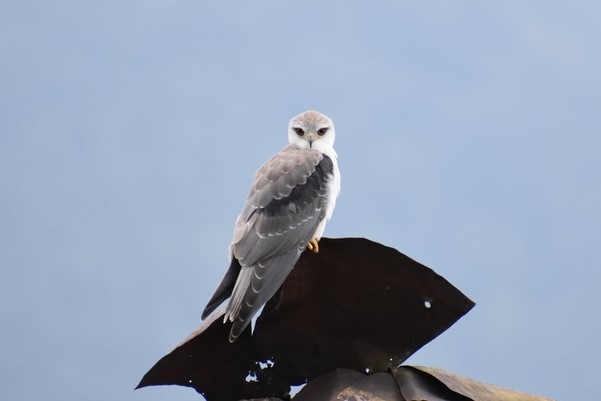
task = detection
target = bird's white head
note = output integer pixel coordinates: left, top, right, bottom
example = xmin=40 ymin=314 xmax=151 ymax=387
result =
xmin=288 ymin=110 xmax=336 ymax=154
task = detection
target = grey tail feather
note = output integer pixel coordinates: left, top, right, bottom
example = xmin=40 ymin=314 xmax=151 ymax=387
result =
xmin=223 ymin=266 xmax=253 ymax=323
xmin=226 ymin=266 xmax=257 ymax=342
xmin=227 ymin=251 xmax=302 ymax=342
xmin=229 ymin=316 xmax=251 ymax=343
xmin=229 ymin=287 xmax=284 ymax=343
xmin=201 ymin=258 xmax=241 ymax=320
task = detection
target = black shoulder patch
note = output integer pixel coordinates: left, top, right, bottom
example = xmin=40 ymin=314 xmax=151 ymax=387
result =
xmin=263 ymin=155 xmax=333 ymax=218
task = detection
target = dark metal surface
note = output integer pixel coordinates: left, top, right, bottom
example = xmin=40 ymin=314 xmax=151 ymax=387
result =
xmin=137 ymin=237 xmax=475 ymax=400
xmin=135 ymin=311 xmax=289 ymax=401
xmin=293 ymin=369 xmax=399 ymax=401
xmin=293 ymin=367 xmax=474 ymax=401
xmin=253 ymin=237 xmax=475 ymax=383
xmin=391 ymin=366 xmax=473 ymax=401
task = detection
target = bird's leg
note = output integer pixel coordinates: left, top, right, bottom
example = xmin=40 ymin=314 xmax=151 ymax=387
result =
xmin=306 ymin=238 xmax=319 ymax=254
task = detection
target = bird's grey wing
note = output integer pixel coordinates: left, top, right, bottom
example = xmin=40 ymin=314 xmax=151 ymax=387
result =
xmin=227 ymin=250 xmax=301 ymax=342
xmin=232 ymin=147 xmax=334 ymax=266
xmin=224 ymin=149 xmax=335 ymax=341
xmin=201 ymin=258 xmax=241 ymax=320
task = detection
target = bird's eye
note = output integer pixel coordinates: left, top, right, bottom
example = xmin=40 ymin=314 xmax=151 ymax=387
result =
xmin=293 ymin=127 xmax=305 ymax=136
xmin=317 ymin=127 xmax=329 ymax=136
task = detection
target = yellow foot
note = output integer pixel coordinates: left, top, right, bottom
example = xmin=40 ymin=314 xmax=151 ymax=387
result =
xmin=306 ymin=238 xmax=319 ymax=254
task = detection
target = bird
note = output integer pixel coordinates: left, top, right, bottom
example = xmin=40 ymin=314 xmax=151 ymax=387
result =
xmin=201 ymin=110 xmax=341 ymax=342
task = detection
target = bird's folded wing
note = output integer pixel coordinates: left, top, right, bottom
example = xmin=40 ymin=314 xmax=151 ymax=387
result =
xmin=231 ymin=147 xmax=334 ymax=266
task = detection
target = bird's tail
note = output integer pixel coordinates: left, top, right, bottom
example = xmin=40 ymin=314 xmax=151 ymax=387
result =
xmin=201 ymin=258 xmax=241 ymax=320
xmin=226 ymin=251 xmax=302 ymax=343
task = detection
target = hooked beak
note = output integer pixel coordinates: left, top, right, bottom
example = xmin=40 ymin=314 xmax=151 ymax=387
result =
xmin=307 ymin=132 xmax=316 ymax=148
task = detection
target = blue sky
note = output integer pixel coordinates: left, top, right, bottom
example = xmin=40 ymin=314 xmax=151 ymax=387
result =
xmin=1 ymin=1 xmax=599 ymax=400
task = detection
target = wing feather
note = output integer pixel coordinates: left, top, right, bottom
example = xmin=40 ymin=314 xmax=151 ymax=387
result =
xmin=232 ymin=146 xmax=327 ymax=265
xmin=212 ymin=147 xmax=334 ymax=342
xmin=201 ymin=258 xmax=242 ymax=319
xmin=227 ymin=250 xmax=302 ymax=342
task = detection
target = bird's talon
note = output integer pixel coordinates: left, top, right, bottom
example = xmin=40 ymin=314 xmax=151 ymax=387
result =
xmin=306 ymin=238 xmax=319 ymax=253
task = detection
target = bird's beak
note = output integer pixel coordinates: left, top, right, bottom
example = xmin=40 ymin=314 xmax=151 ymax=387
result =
xmin=308 ymin=132 xmax=316 ymax=148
